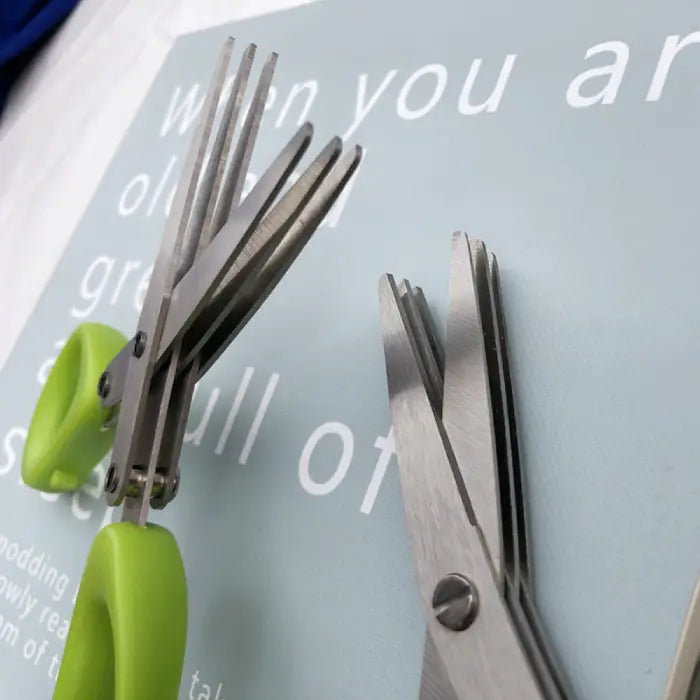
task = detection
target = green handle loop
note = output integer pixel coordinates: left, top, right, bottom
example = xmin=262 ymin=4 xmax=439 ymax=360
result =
xmin=22 ymin=323 xmax=127 ymax=492
xmin=53 ymin=522 xmax=188 ymax=700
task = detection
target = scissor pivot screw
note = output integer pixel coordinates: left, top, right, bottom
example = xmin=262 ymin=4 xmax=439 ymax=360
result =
xmin=97 ymin=371 xmax=111 ymax=398
xmin=133 ymin=331 xmax=147 ymax=358
xmin=432 ymin=574 xmax=479 ymax=631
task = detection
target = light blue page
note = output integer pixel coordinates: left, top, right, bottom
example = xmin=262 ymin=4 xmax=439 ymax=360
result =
xmin=1 ymin=1 xmax=699 ymax=698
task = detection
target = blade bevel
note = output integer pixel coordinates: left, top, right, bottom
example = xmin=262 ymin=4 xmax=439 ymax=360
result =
xmin=442 ymin=231 xmax=504 ymax=586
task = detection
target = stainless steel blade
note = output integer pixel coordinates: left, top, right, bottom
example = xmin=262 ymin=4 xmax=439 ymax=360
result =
xmin=146 ymin=46 xmax=276 ymax=514
xmin=157 ymin=122 xmax=313 ymax=360
xmin=399 ymin=279 xmax=443 ymax=412
xmin=488 ymin=252 xmax=530 ymax=584
xmin=120 ymin=39 xmax=251 ymax=522
xmin=102 ymin=122 xmax=313 ymax=408
xmin=398 ymin=286 xmax=459 ymax=700
xmin=478 ymin=243 xmax=570 ymax=699
xmin=419 ymin=632 xmax=461 ymax=700
xmin=195 ymin=144 xmax=362 ymax=376
xmin=202 ymin=44 xmax=256 ymax=242
xmin=470 ymin=240 xmax=519 ymax=586
xmin=379 ymin=272 xmax=542 ymax=700
xmin=107 ymin=37 xmax=234 ymax=507
xmin=664 ymin=576 xmax=700 ymax=700
xmin=442 ymin=232 xmax=504 ymax=586
xmin=177 ymin=135 xmax=343 ymax=372
xmin=153 ymin=143 xmax=360 ymax=490
xmin=216 ymin=50 xmax=278 ymax=221
xmin=412 ymin=286 xmax=445 ymax=380
xmin=177 ymin=43 xmax=257 ymax=280
xmin=398 ymin=268 xmax=563 ymax=699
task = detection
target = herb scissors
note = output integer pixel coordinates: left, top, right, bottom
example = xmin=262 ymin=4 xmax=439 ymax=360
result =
xmin=378 ymin=232 xmax=700 ymax=699
xmin=21 ymin=36 xmax=362 ymax=699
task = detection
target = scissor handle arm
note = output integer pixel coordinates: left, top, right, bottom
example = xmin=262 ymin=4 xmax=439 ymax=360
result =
xmin=53 ymin=522 xmax=187 ymax=700
xmin=22 ymin=322 xmax=127 ymax=492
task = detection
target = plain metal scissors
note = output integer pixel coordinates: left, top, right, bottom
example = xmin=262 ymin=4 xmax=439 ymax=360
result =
xmin=21 ymin=36 xmax=362 ymax=699
xmin=377 ymin=232 xmax=700 ymax=699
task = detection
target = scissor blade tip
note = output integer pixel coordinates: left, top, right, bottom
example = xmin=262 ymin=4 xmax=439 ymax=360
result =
xmin=378 ymin=273 xmax=396 ymax=292
xmin=451 ymin=230 xmax=473 ymax=251
xmin=340 ymin=144 xmax=363 ymax=171
xmin=310 ymin=135 xmax=341 ymax=164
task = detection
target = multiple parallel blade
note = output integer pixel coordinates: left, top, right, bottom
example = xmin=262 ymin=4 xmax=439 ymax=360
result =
xmin=379 ymin=233 xmax=570 ymax=699
xmin=378 ymin=272 xmax=543 ymax=700
xmin=469 ymin=236 xmax=570 ymax=699
xmin=443 ymin=234 xmax=504 ymax=586
xmin=107 ymin=37 xmax=235 ymax=512
xmin=106 ymin=37 xmax=362 ymax=523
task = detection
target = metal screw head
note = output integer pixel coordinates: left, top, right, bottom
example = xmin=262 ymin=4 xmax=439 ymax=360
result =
xmin=97 ymin=371 xmax=111 ymax=398
xmin=133 ymin=331 xmax=147 ymax=358
xmin=432 ymin=574 xmax=479 ymax=631
xmin=104 ymin=464 xmax=118 ymax=493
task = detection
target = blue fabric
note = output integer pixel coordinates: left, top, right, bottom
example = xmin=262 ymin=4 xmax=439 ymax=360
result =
xmin=0 ymin=0 xmax=81 ymax=115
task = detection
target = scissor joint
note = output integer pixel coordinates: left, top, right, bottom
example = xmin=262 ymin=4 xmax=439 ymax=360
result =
xmin=379 ymin=233 xmax=572 ymax=699
xmin=22 ymin=33 xmax=364 ymax=700
xmin=96 ymin=37 xmax=361 ymax=526
xmin=104 ymin=463 xmax=177 ymax=503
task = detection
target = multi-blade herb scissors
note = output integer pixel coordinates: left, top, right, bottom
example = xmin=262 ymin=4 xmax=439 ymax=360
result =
xmin=378 ymin=232 xmax=699 ymax=699
xmin=20 ymin=36 xmax=362 ymax=699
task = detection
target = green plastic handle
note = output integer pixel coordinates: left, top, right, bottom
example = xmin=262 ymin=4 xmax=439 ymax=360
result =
xmin=53 ymin=522 xmax=188 ymax=700
xmin=22 ymin=322 xmax=127 ymax=492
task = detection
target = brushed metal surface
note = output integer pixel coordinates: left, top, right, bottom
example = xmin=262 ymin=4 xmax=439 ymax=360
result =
xmin=379 ymin=272 xmax=541 ymax=699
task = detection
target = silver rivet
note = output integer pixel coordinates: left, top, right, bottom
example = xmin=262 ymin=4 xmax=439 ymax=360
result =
xmin=104 ymin=464 xmax=118 ymax=493
xmin=133 ymin=331 xmax=147 ymax=358
xmin=97 ymin=371 xmax=111 ymax=398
